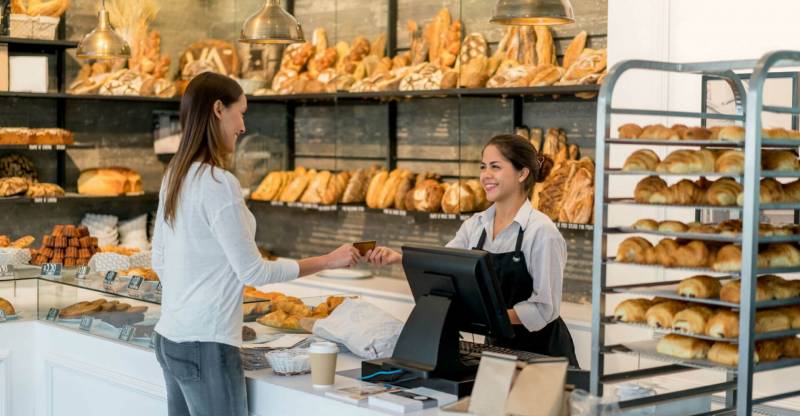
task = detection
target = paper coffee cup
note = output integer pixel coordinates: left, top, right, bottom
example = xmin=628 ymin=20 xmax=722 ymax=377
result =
xmin=310 ymin=341 xmax=339 ymax=388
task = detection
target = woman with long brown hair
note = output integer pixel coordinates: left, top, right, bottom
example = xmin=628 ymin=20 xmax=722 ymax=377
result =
xmin=151 ymin=72 xmax=360 ymax=415
xmin=366 ymin=134 xmax=578 ymax=366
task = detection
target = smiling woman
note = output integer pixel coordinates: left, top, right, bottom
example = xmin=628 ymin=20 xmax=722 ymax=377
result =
xmin=366 ymin=134 xmax=577 ymax=367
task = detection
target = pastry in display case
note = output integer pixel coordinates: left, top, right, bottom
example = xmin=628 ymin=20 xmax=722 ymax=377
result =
xmin=0 ymin=279 xmax=38 ymax=322
xmin=30 ymin=224 xmax=98 ymax=267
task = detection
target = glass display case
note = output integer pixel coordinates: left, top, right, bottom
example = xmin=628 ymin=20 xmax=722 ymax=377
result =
xmin=0 ymin=267 xmax=271 ymax=350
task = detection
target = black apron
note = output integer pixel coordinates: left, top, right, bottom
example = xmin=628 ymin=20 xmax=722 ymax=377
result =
xmin=474 ymin=227 xmax=579 ymax=368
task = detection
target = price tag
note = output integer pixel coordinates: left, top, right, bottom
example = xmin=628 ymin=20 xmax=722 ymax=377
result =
xmin=76 ymin=265 xmax=90 ymax=279
xmin=429 ymin=213 xmax=456 ymax=220
xmin=288 ymin=202 xmax=303 ymax=208
xmin=128 ymin=275 xmax=144 ymax=291
xmin=270 ymin=201 xmax=285 ymax=207
xmin=103 ymin=271 xmax=118 ymax=290
xmin=41 ymin=263 xmax=62 ymax=277
xmin=383 ymin=209 xmax=407 ymax=216
xmin=45 ymin=308 xmax=59 ymax=321
xmin=33 ymin=197 xmax=57 ymax=204
xmin=119 ymin=325 xmax=135 ymax=342
xmin=341 ymin=205 xmax=365 ymax=213
xmin=317 ymin=204 xmax=337 ymax=212
xmin=0 ymin=309 xmax=6 ymax=322
xmin=79 ymin=316 xmax=93 ymax=331
xmin=0 ymin=264 xmax=13 ymax=278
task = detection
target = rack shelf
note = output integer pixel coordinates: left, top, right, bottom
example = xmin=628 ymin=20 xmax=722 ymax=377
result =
xmin=0 ymin=143 xmax=93 ymax=151
xmin=605 ymin=138 xmax=800 ymax=149
xmin=0 ymin=193 xmax=159 ymax=205
xmin=606 ymin=284 xmax=800 ymax=310
xmin=0 ymin=37 xmax=78 ymax=49
xmin=605 ymin=199 xmax=800 ymax=211
xmin=605 ymin=227 xmax=800 ymax=244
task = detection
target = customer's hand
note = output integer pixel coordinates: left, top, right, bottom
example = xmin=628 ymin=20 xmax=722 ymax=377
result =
xmin=365 ymin=247 xmax=402 ymax=267
xmin=324 ymin=244 xmax=361 ymax=269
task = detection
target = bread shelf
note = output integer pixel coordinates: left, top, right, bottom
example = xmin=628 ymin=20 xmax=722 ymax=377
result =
xmin=0 ymin=37 xmax=78 ymax=49
xmin=605 ymin=198 xmax=800 ymax=211
xmin=604 ymin=259 xmax=800 ymax=276
xmin=606 ymin=284 xmax=800 ymax=310
xmin=605 ymin=138 xmax=800 ymax=149
xmin=606 ymin=227 xmax=800 ymax=244
xmin=0 ymin=143 xmax=93 ymax=151
xmin=607 ymin=340 xmax=800 ymax=374
xmin=602 ymin=317 xmax=739 ymax=343
xmin=0 ymin=193 xmax=159 ymax=204
xmin=605 ymin=170 xmax=800 ymax=179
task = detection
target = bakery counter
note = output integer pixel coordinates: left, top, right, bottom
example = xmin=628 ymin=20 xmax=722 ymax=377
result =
xmin=0 ymin=320 xmax=441 ymax=416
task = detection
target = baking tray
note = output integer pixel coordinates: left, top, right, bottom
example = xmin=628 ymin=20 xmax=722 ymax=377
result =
xmin=605 ymin=199 xmax=800 ymax=211
xmin=605 ymin=169 xmax=800 ymax=179
xmin=605 ymin=138 xmax=800 ymax=149
xmin=604 ymin=259 xmax=800 ymax=276
xmin=603 ymin=317 xmax=738 ymax=343
xmin=607 ymin=227 xmax=800 ymax=244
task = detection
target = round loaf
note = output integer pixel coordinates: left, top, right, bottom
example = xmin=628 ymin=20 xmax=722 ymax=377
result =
xmin=413 ymin=180 xmax=445 ymax=213
xmin=658 ymin=220 xmax=688 ymax=233
xmin=640 ymin=124 xmax=679 ymax=140
xmin=77 ymin=167 xmax=142 ymax=196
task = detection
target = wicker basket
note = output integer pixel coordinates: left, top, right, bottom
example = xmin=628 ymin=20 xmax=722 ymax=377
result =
xmin=266 ymin=348 xmax=311 ymax=376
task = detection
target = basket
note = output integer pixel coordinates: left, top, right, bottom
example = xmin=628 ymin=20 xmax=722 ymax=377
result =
xmin=265 ymin=348 xmax=311 ymax=376
xmin=9 ymin=15 xmax=59 ymax=40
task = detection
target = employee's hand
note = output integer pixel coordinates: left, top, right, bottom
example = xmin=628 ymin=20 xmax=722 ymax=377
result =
xmin=324 ymin=244 xmax=361 ymax=269
xmin=365 ymin=247 xmax=402 ymax=267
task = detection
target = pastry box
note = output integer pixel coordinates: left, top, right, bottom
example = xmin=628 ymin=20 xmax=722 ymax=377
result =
xmin=10 ymin=14 xmax=59 ymax=40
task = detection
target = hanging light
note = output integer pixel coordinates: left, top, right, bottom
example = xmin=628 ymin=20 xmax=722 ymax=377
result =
xmin=239 ymin=0 xmax=305 ymax=44
xmin=490 ymin=0 xmax=575 ymax=25
xmin=76 ymin=0 xmax=131 ymax=60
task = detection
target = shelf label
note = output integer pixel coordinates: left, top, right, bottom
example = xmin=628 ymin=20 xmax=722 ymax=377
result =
xmin=119 ymin=325 xmax=135 ymax=342
xmin=33 ymin=197 xmax=57 ymax=204
xmin=45 ymin=308 xmax=59 ymax=321
xmin=127 ymin=275 xmax=144 ymax=291
xmin=79 ymin=316 xmax=93 ymax=332
xmin=0 ymin=264 xmax=13 ymax=278
xmin=102 ymin=271 xmax=118 ymax=290
xmin=27 ymin=144 xmax=54 ymax=150
xmin=0 ymin=310 xmax=6 ymax=322
xmin=341 ymin=205 xmax=365 ymax=213
xmin=429 ymin=213 xmax=457 ymax=220
xmin=383 ymin=209 xmax=407 ymax=216
xmin=270 ymin=201 xmax=285 ymax=207
xmin=287 ymin=202 xmax=303 ymax=208
xmin=317 ymin=204 xmax=337 ymax=212
xmin=76 ymin=265 xmax=90 ymax=279
xmin=41 ymin=263 xmax=62 ymax=277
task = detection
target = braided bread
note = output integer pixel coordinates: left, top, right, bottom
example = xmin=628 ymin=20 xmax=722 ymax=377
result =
xmin=623 ymin=149 xmax=660 ymax=171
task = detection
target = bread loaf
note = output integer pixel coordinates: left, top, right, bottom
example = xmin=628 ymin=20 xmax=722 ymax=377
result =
xmin=321 ymin=171 xmax=351 ymax=205
xmin=252 ymin=171 xmax=287 ymax=201
xmin=656 ymin=334 xmax=710 ymax=359
xmin=534 ymin=26 xmax=555 ymax=66
xmin=365 ymin=170 xmax=389 ymax=208
xmin=716 ymin=126 xmax=745 ymax=142
xmin=300 ymin=171 xmax=332 ymax=204
xmin=77 ymin=168 xmax=142 ymax=196
xmin=623 ymin=149 xmax=660 ymax=172
xmin=393 ymin=175 xmax=416 ymax=210
xmin=782 ymin=336 xmax=800 ymax=358
xmin=658 ymin=220 xmax=688 ymax=233
xmin=376 ymin=169 xmax=406 ymax=209
xmin=640 ymin=124 xmax=679 ymax=140
xmin=784 ymin=180 xmax=800 ymax=202
xmin=756 ymin=309 xmax=791 ymax=333
xmin=341 ymin=169 xmax=370 ymax=204
xmin=681 ymin=127 xmax=712 ymax=140
xmin=675 ymin=241 xmax=712 ymax=268
xmin=677 ymin=275 xmax=721 ymax=299
xmin=466 ymin=179 xmax=490 ymax=211
xmin=412 ymin=180 xmax=445 ymax=213
xmin=558 ymin=161 xmax=594 ymax=224
xmin=562 ymin=31 xmax=587 ymax=69
xmin=760 ymin=244 xmax=800 ymax=269
xmin=712 ymin=244 xmax=742 ymax=272
xmin=441 ymin=181 xmax=476 ymax=214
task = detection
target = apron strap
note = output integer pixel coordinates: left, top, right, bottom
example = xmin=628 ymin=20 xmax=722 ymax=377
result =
xmin=512 ymin=226 xmax=525 ymax=263
xmin=475 ymin=228 xmax=488 ymax=250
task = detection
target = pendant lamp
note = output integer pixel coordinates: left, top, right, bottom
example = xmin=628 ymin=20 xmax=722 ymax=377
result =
xmin=490 ymin=0 xmax=575 ymax=25
xmin=240 ymin=0 xmax=305 ymax=44
xmin=76 ymin=0 xmax=131 ymax=60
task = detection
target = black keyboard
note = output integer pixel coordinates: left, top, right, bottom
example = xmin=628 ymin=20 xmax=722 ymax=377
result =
xmin=459 ymin=340 xmax=553 ymax=363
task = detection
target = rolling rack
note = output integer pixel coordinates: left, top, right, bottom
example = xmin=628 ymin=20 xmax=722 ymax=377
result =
xmin=591 ymin=51 xmax=800 ymax=415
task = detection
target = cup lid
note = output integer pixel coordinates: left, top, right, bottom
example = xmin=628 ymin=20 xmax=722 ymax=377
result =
xmin=309 ymin=341 xmax=338 ymax=354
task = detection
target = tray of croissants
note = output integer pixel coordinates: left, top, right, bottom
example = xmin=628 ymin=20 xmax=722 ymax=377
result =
xmin=614 ymin=122 xmax=800 ymax=143
xmin=610 ymin=274 xmax=800 ymax=369
xmin=613 ymin=235 xmax=800 ymax=273
xmin=613 ymin=218 xmax=800 ymax=243
xmin=242 ymin=287 xmax=353 ymax=333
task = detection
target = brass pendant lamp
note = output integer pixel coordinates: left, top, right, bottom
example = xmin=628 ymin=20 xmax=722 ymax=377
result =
xmin=76 ymin=0 xmax=131 ymax=60
xmin=240 ymin=0 xmax=305 ymax=44
xmin=490 ymin=0 xmax=575 ymax=25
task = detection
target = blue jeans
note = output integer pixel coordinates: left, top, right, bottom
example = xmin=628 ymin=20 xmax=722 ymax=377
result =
xmin=154 ymin=332 xmax=247 ymax=416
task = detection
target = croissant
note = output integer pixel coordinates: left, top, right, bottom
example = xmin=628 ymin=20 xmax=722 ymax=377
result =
xmin=676 ymin=275 xmax=721 ymax=299
xmin=759 ymin=244 xmax=800 ymax=269
xmin=654 ymin=239 xmax=680 ymax=267
xmin=707 ymin=178 xmax=742 ymax=206
xmin=656 ymin=149 xmax=716 ymax=173
xmin=681 ymin=127 xmax=712 ymax=140
xmin=666 ymin=179 xmax=706 ymax=205
xmin=782 ymin=336 xmax=800 ymax=358
xmin=645 ymin=300 xmax=686 ymax=328
xmin=705 ymin=310 xmax=739 ymax=338
xmin=755 ymin=309 xmax=791 ymax=333
xmin=675 ymin=241 xmax=712 ymax=268
xmin=673 ymin=306 xmax=713 ymax=333
xmin=616 ymin=237 xmax=656 ymax=264
xmin=762 ymin=150 xmax=799 ymax=172
xmin=737 ymin=178 xmax=785 ymax=206
xmin=716 ymin=126 xmax=745 ymax=142
xmin=714 ymin=150 xmax=744 ymax=174
xmin=783 ymin=179 xmax=800 ymax=202
xmin=712 ymin=244 xmax=742 ymax=272
xmin=719 ymin=278 xmax=773 ymax=304
xmin=686 ymin=222 xmax=717 ymax=234
xmin=779 ymin=305 xmax=800 ymax=329
xmin=622 ymin=149 xmax=660 ymax=171
xmin=658 ymin=220 xmax=688 ymax=233
xmin=618 ymin=123 xmax=643 ymax=139
xmin=634 ymin=176 xmax=668 ymax=203
xmin=613 ymin=298 xmax=654 ymax=323
xmin=640 ymin=124 xmax=680 ymax=140
xmin=631 ymin=218 xmax=658 ymax=231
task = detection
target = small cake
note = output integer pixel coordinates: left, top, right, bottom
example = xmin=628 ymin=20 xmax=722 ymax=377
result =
xmin=77 ymin=225 xmax=90 ymax=237
xmin=65 ymin=247 xmax=78 ymax=258
xmin=54 ymin=236 xmax=67 ymax=248
xmin=52 ymin=225 xmax=64 ymax=237
xmin=64 ymin=225 xmax=77 ymax=238
xmin=64 ymin=258 xmax=76 ymax=267
xmin=43 ymin=235 xmax=54 ymax=247
xmin=68 ymin=238 xmax=79 ymax=247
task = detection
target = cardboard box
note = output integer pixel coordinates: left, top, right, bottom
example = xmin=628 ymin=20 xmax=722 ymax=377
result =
xmin=9 ymin=55 xmax=48 ymax=92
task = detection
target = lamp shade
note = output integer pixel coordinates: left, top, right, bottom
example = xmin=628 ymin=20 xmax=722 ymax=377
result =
xmin=76 ymin=8 xmax=131 ymax=60
xmin=240 ymin=0 xmax=305 ymax=44
xmin=490 ymin=0 xmax=575 ymax=25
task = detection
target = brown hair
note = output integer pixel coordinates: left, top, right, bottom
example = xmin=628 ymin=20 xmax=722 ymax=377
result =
xmin=483 ymin=134 xmax=552 ymax=192
xmin=163 ymin=72 xmax=243 ymax=226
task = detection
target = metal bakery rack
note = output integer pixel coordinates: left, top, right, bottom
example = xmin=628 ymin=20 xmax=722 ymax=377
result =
xmin=591 ymin=50 xmax=800 ymax=415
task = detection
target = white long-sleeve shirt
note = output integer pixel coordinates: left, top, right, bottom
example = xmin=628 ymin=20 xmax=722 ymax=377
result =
xmin=446 ymin=199 xmax=567 ymax=332
xmin=152 ymin=162 xmax=299 ymax=347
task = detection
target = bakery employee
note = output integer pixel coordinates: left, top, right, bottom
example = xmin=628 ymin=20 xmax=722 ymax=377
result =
xmin=367 ymin=134 xmax=578 ymax=367
xmin=151 ymin=72 xmax=360 ymax=416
